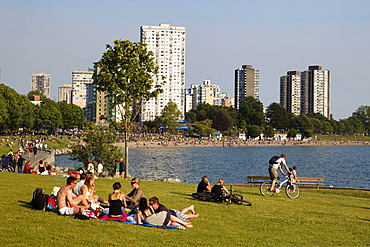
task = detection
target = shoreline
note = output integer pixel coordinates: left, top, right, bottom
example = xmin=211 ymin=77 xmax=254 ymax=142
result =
xmin=118 ymin=139 xmax=370 ymax=149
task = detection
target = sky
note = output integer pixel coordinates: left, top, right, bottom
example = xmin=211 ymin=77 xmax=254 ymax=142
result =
xmin=1 ymin=0 xmax=369 ymax=120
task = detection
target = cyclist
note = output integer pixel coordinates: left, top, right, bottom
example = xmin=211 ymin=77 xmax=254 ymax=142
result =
xmin=268 ymin=154 xmax=290 ymax=192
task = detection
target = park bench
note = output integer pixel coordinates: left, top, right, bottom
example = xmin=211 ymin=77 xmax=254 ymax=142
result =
xmin=247 ymin=176 xmax=324 ymax=188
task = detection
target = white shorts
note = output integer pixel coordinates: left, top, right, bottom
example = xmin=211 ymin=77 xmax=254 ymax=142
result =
xmin=59 ymin=206 xmax=75 ymax=215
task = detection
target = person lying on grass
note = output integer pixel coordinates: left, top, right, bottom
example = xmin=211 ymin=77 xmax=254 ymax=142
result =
xmin=57 ymin=176 xmax=89 ymax=215
xmin=136 ymin=198 xmax=193 ymax=228
xmin=149 ymin=196 xmax=199 ymax=221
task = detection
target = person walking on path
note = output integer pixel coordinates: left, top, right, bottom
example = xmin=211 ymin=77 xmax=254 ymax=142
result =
xmin=268 ymin=153 xmax=290 ymax=192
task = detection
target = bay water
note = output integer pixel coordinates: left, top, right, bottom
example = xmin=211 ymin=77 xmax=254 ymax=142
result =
xmin=55 ymin=145 xmax=370 ymax=189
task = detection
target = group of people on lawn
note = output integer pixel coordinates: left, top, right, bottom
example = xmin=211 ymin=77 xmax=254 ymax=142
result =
xmin=56 ymin=175 xmax=198 ymax=228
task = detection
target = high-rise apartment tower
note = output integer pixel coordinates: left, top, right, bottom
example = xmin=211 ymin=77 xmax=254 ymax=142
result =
xmin=31 ymin=72 xmax=50 ymax=98
xmin=234 ymin=65 xmax=259 ymax=109
xmin=280 ymin=65 xmax=331 ymax=118
xmin=71 ymin=69 xmax=94 ymax=109
xmin=140 ymin=23 xmax=186 ymax=121
xmin=58 ymin=84 xmax=73 ymax=104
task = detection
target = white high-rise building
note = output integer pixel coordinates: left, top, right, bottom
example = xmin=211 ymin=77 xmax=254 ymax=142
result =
xmin=140 ymin=23 xmax=186 ymax=121
xmin=58 ymin=84 xmax=73 ymax=103
xmin=300 ymin=65 xmax=331 ymax=118
xmin=192 ymin=80 xmax=222 ymax=109
xmin=71 ymin=69 xmax=94 ymax=109
xmin=280 ymin=71 xmax=301 ymax=115
xmin=31 ymin=72 xmax=50 ymax=98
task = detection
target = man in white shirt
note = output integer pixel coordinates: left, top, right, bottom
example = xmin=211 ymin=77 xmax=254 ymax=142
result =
xmin=268 ymin=154 xmax=290 ymax=192
xmin=72 ymin=173 xmax=87 ymax=196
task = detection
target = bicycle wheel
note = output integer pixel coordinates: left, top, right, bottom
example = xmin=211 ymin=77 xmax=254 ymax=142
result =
xmin=230 ymin=193 xmax=244 ymax=201
xmin=260 ymin=181 xmax=275 ymax=197
xmin=285 ymin=184 xmax=300 ymax=199
xmin=235 ymin=199 xmax=252 ymax=206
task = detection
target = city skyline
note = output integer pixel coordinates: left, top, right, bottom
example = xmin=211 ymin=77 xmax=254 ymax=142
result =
xmin=1 ymin=0 xmax=369 ymax=120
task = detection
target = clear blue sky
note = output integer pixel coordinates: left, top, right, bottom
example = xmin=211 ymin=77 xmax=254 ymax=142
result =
xmin=1 ymin=0 xmax=369 ymax=120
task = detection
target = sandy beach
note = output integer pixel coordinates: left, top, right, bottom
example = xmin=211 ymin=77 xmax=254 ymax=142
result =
xmin=117 ymin=138 xmax=370 ymax=149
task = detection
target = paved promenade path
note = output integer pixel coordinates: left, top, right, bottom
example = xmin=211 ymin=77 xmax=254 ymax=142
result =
xmin=27 ymin=149 xmax=54 ymax=169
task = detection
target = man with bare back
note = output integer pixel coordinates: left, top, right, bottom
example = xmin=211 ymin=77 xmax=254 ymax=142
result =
xmin=57 ymin=176 xmax=89 ymax=215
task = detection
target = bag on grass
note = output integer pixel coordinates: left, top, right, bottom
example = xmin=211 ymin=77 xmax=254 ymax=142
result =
xmin=31 ymin=188 xmax=49 ymax=211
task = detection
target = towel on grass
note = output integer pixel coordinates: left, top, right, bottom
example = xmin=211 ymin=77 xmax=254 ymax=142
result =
xmin=100 ymin=214 xmax=178 ymax=229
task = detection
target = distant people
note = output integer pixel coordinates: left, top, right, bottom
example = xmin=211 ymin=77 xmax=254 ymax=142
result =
xmin=108 ymin=182 xmax=127 ymax=218
xmin=27 ymin=146 xmax=33 ymax=158
xmin=17 ymin=155 xmax=25 ymax=173
xmin=38 ymin=160 xmax=48 ymax=175
xmin=33 ymin=145 xmax=38 ymax=159
xmin=126 ymin=178 xmax=144 ymax=210
xmin=268 ymin=153 xmax=290 ymax=192
xmin=114 ymin=159 xmax=120 ymax=178
xmin=72 ymin=173 xmax=87 ymax=196
xmin=87 ymin=160 xmax=94 ymax=174
xmin=119 ymin=158 xmax=125 ymax=177
xmin=197 ymin=176 xmax=211 ymax=193
xmin=97 ymin=160 xmax=103 ymax=177
xmin=23 ymin=160 xmax=31 ymax=173
xmin=211 ymin=178 xmax=229 ymax=195
xmin=56 ymin=176 xmax=89 ymax=215
xmin=45 ymin=162 xmax=52 ymax=174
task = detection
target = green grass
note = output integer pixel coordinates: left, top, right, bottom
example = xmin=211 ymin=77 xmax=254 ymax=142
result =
xmin=0 ymin=173 xmax=369 ymax=246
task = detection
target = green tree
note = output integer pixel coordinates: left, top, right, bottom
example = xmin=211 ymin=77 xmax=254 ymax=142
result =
xmin=94 ymin=39 xmax=162 ymax=178
xmin=212 ymin=108 xmax=234 ymax=131
xmin=0 ymin=94 xmax=9 ymax=131
xmin=265 ymin=102 xmax=290 ymax=130
xmin=194 ymin=119 xmax=216 ymax=136
xmin=19 ymin=95 xmax=36 ymax=130
xmin=287 ymin=128 xmax=298 ymax=139
xmin=239 ymin=96 xmax=265 ymax=127
xmin=352 ymin=105 xmax=370 ymax=134
xmin=0 ymin=84 xmax=23 ymax=132
xmin=248 ymin=125 xmax=261 ymax=138
xmin=264 ymin=126 xmax=275 ymax=138
xmin=155 ymin=102 xmax=182 ymax=132
xmin=57 ymin=101 xmax=86 ymax=130
xmin=69 ymin=127 xmax=123 ymax=174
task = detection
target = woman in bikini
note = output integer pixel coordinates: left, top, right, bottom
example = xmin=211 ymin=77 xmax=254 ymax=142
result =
xmin=108 ymin=182 xmax=127 ymax=218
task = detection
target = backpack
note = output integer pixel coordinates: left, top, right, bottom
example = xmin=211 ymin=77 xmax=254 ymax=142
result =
xmin=31 ymin=188 xmax=49 ymax=211
xmin=268 ymin=156 xmax=280 ymax=165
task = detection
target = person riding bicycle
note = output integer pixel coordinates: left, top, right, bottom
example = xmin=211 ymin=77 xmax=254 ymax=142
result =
xmin=268 ymin=154 xmax=290 ymax=192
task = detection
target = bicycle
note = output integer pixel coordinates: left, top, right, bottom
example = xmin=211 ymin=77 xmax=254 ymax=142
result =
xmin=260 ymin=176 xmax=300 ymax=199
xmin=224 ymin=185 xmax=252 ymax=206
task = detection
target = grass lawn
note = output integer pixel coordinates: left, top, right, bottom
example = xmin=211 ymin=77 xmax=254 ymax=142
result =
xmin=0 ymin=172 xmax=369 ymax=246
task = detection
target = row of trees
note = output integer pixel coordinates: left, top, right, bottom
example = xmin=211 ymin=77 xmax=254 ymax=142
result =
xmin=0 ymin=84 xmax=85 ymax=132
xmin=180 ymin=97 xmax=370 ymax=138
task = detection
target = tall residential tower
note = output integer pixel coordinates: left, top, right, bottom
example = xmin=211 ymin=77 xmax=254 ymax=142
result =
xmin=71 ymin=69 xmax=94 ymax=109
xmin=234 ymin=65 xmax=259 ymax=109
xmin=31 ymin=72 xmax=50 ymax=98
xmin=280 ymin=65 xmax=331 ymax=118
xmin=140 ymin=23 xmax=186 ymax=121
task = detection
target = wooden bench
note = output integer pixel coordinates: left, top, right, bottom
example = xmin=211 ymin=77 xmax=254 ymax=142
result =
xmin=247 ymin=176 xmax=324 ymax=188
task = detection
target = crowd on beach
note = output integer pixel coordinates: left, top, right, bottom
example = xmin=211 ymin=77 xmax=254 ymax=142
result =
xmin=55 ymin=174 xmax=198 ymax=229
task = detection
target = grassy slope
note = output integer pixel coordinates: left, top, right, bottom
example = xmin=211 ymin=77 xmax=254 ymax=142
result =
xmin=0 ymin=173 xmax=369 ymax=247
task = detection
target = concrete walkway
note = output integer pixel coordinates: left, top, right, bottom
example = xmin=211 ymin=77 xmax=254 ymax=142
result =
xmin=28 ymin=149 xmax=55 ymax=170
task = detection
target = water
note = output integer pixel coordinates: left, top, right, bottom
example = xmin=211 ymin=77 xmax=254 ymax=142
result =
xmin=55 ymin=145 xmax=370 ymax=189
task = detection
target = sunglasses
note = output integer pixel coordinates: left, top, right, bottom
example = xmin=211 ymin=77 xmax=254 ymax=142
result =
xmin=131 ymin=182 xmax=137 ymax=185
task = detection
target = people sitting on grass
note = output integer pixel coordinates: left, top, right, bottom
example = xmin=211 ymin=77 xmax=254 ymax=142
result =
xmin=108 ymin=182 xmax=127 ymax=218
xmin=126 ymin=178 xmax=144 ymax=211
xmin=56 ymin=176 xmax=89 ymax=215
xmin=81 ymin=174 xmax=109 ymax=205
xmin=197 ymin=176 xmax=211 ymax=193
xmin=72 ymin=173 xmax=87 ymax=196
xmin=23 ymin=160 xmax=31 ymax=173
xmin=211 ymin=178 xmax=229 ymax=195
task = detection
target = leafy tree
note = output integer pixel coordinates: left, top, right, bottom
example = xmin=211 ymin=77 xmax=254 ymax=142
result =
xmin=69 ymin=127 xmax=123 ymax=174
xmin=264 ymin=126 xmax=275 ymax=138
xmin=0 ymin=94 xmax=9 ymax=131
xmin=155 ymin=102 xmax=182 ymax=132
xmin=19 ymin=95 xmax=36 ymax=129
xmin=194 ymin=119 xmax=216 ymax=136
xmin=94 ymin=39 xmax=162 ymax=178
xmin=212 ymin=108 xmax=233 ymax=131
xmin=266 ymin=102 xmax=290 ymax=130
xmin=57 ymin=101 xmax=85 ymax=129
xmin=296 ymin=115 xmax=313 ymax=136
xmin=0 ymin=84 xmax=23 ymax=132
xmin=239 ymin=96 xmax=265 ymax=127
xmin=352 ymin=105 xmax=370 ymax=134
xmin=248 ymin=125 xmax=261 ymax=138
xmin=287 ymin=128 xmax=298 ymax=139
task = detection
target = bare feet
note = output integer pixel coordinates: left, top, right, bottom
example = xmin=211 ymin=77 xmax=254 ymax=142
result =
xmin=183 ymin=222 xmax=193 ymax=228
